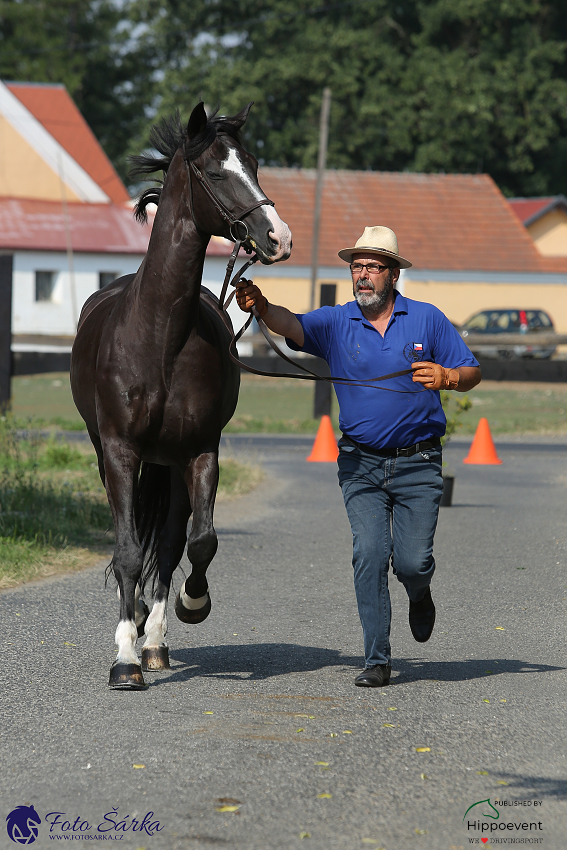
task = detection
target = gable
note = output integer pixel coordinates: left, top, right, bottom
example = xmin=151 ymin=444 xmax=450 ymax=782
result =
xmin=6 ymin=82 xmax=129 ymax=205
xmin=0 ymin=113 xmax=83 ymax=202
xmin=0 ymin=80 xmax=110 ymax=203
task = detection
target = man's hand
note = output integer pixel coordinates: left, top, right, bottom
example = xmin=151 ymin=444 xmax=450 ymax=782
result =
xmin=235 ymin=279 xmax=268 ymax=319
xmin=411 ymin=361 xmax=459 ymax=391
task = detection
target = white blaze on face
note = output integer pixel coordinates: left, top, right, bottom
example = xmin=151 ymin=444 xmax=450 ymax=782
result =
xmin=222 ymin=148 xmax=292 ymax=260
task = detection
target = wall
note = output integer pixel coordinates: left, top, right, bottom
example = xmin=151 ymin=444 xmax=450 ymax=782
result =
xmin=0 ymin=114 xmax=82 ymax=202
xmin=12 ymin=251 xmax=145 ymax=335
xmin=528 ymin=209 xmax=567 ymax=256
xmin=404 ymin=279 xmax=567 ymax=333
xmin=249 ymin=265 xmax=567 ymax=337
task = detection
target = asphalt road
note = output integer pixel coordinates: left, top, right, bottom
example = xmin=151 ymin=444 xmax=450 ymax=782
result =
xmin=1 ymin=434 xmax=566 ymax=850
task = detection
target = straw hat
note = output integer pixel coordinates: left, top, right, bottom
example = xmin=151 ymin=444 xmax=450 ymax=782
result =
xmin=338 ymin=226 xmax=412 ymax=269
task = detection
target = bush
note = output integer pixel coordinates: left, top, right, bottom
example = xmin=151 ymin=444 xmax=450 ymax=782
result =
xmin=440 ymin=390 xmax=472 ymax=447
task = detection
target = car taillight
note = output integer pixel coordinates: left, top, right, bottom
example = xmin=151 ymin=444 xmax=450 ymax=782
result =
xmin=519 ymin=310 xmax=528 ymax=331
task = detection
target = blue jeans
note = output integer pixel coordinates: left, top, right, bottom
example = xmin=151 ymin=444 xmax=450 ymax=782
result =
xmin=337 ymin=439 xmax=443 ymax=667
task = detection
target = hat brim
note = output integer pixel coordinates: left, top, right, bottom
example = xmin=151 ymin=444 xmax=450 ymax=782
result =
xmin=337 ymin=246 xmax=412 ymax=269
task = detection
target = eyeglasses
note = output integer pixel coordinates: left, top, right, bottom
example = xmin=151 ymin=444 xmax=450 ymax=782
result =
xmin=350 ymin=262 xmax=392 ymax=275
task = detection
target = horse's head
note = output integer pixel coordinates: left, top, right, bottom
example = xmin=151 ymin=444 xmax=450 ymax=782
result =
xmin=132 ymin=103 xmax=292 ymax=265
xmin=185 ymin=102 xmax=292 ymax=264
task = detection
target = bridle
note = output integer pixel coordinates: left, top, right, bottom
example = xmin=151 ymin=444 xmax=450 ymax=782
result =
xmin=186 ymin=148 xmax=421 ymax=393
xmin=187 ymin=156 xmax=275 ymax=245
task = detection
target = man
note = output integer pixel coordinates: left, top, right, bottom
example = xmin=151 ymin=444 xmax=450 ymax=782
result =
xmin=236 ymin=226 xmax=481 ymax=688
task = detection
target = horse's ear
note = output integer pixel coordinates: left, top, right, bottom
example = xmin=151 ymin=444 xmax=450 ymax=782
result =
xmin=187 ymin=102 xmax=208 ymax=138
xmin=225 ymin=102 xmax=254 ymax=131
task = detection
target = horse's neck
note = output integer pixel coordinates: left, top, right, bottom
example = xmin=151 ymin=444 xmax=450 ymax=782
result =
xmin=134 ymin=152 xmax=208 ymax=345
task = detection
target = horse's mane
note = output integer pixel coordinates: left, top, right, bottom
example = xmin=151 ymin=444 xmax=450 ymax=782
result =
xmin=130 ymin=107 xmax=243 ymax=224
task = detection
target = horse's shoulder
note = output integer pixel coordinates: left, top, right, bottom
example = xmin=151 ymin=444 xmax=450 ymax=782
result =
xmin=199 ymin=286 xmax=234 ymax=332
xmin=77 ymin=273 xmax=136 ymax=332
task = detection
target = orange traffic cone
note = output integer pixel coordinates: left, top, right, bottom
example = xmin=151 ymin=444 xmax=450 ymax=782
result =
xmin=307 ymin=415 xmax=339 ymax=462
xmin=463 ymin=417 xmax=502 ymax=465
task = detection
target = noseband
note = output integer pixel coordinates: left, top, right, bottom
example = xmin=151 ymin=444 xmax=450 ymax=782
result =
xmin=187 ymin=158 xmax=275 ymax=245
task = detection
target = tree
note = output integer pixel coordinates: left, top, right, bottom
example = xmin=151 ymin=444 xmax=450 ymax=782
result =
xmin=0 ymin=0 xmax=157 ymax=181
xmin=3 ymin=1 xmax=567 ymax=196
xmin=131 ymin=0 xmax=567 ymax=196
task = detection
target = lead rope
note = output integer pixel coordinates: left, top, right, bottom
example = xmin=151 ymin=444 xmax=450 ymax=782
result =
xmin=217 ymin=256 xmax=426 ymax=394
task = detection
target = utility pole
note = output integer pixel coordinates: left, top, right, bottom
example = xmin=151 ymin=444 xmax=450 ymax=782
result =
xmin=309 ymin=87 xmax=331 ymax=313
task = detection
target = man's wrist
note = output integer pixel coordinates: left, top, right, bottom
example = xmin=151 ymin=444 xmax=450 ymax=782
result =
xmin=444 ymin=368 xmax=459 ymax=390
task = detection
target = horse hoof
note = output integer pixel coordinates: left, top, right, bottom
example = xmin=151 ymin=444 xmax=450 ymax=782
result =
xmin=108 ymin=661 xmax=147 ymax=690
xmin=137 ymin=601 xmax=150 ymax=638
xmin=175 ymin=591 xmax=211 ymax=624
xmin=141 ymin=646 xmax=170 ymax=671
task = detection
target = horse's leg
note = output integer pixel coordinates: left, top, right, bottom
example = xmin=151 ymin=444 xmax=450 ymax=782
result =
xmin=103 ymin=447 xmax=146 ymax=690
xmin=175 ymin=452 xmax=218 ymax=624
xmin=142 ymin=467 xmax=191 ymax=671
xmin=116 ymin=584 xmax=150 ymax=637
xmin=87 ymin=426 xmax=106 ymax=486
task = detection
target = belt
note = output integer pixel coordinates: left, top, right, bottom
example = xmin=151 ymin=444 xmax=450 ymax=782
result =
xmin=340 ymin=433 xmax=441 ymax=458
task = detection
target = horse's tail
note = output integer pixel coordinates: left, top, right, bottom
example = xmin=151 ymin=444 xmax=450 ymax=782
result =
xmin=137 ymin=462 xmax=171 ymax=594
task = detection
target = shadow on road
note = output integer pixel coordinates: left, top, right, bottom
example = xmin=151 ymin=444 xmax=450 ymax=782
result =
xmin=163 ymin=643 xmax=361 ymax=683
xmin=491 ymin=772 xmax=567 ymax=800
xmin=392 ymin=657 xmax=563 ymax=683
xmin=155 ymin=646 xmax=563 ymax=686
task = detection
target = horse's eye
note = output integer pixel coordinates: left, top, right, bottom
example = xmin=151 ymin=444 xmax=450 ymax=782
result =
xmin=206 ymin=171 xmax=223 ymax=181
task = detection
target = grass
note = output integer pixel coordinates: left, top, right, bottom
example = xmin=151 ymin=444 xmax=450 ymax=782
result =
xmin=4 ymin=370 xmax=565 ymax=588
xmin=0 ymin=418 xmax=262 ymax=590
xmin=10 ymin=371 xmax=567 ymax=436
xmin=0 ymin=422 xmax=112 ymax=589
xmin=456 ymin=381 xmax=567 ymax=435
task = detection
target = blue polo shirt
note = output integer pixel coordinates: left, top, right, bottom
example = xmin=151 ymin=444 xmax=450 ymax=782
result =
xmin=286 ymin=292 xmax=478 ymax=449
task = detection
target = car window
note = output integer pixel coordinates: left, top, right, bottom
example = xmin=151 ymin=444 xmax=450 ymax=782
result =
xmin=464 ymin=312 xmax=489 ymax=330
xmin=527 ymin=311 xmax=553 ymax=329
xmin=485 ymin=313 xmax=505 ymax=330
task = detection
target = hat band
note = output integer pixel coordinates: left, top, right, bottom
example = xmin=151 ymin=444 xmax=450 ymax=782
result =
xmin=354 ymin=246 xmax=397 ymax=256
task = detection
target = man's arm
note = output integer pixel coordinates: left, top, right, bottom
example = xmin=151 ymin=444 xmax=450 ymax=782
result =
xmin=235 ymin=279 xmax=304 ymax=348
xmin=411 ymin=362 xmax=481 ymax=392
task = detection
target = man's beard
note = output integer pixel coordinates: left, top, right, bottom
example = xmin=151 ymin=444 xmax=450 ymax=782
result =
xmin=354 ymin=270 xmax=395 ymax=313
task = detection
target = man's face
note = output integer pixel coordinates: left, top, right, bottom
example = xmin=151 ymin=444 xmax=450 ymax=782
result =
xmin=350 ymin=252 xmax=400 ymax=312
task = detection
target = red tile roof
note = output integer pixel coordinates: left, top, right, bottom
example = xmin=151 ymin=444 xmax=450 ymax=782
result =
xmin=259 ymin=169 xmax=567 ymax=273
xmin=508 ymin=196 xmax=567 ymax=226
xmin=6 ymin=82 xmax=130 ymax=205
xmin=0 ymin=197 xmax=233 ymax=256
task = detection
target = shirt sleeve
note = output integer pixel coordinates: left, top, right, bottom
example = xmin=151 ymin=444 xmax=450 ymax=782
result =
xmin=432 ymin=308 xmax=479 ymax=368
xmin=285 ymin=307 xmax=335 ymax=359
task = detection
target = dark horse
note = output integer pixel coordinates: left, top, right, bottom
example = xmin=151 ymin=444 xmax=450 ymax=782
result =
xmin=70 ymin=102 xmax=291 ymax=689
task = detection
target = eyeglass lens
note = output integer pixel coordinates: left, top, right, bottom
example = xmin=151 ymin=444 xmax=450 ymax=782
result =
xmin=350 ymin=263 xmax=389 ymax=274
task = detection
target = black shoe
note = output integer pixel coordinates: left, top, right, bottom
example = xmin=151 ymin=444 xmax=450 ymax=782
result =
xmin=354 ymin=664 xmax=391 ymax=688
xmin=409 ymin=587 xmax=436 ymax=642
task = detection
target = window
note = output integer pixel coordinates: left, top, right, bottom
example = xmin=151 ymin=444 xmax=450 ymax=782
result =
xmin=35 ymin=271 xmax=55 ymax=302
xmin=99 ymin=272 xmax=118 ymax=289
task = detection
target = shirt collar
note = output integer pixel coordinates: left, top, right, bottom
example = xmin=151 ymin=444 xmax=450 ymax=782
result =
xmin=346 ymin=290 xmax=409 ymax=320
